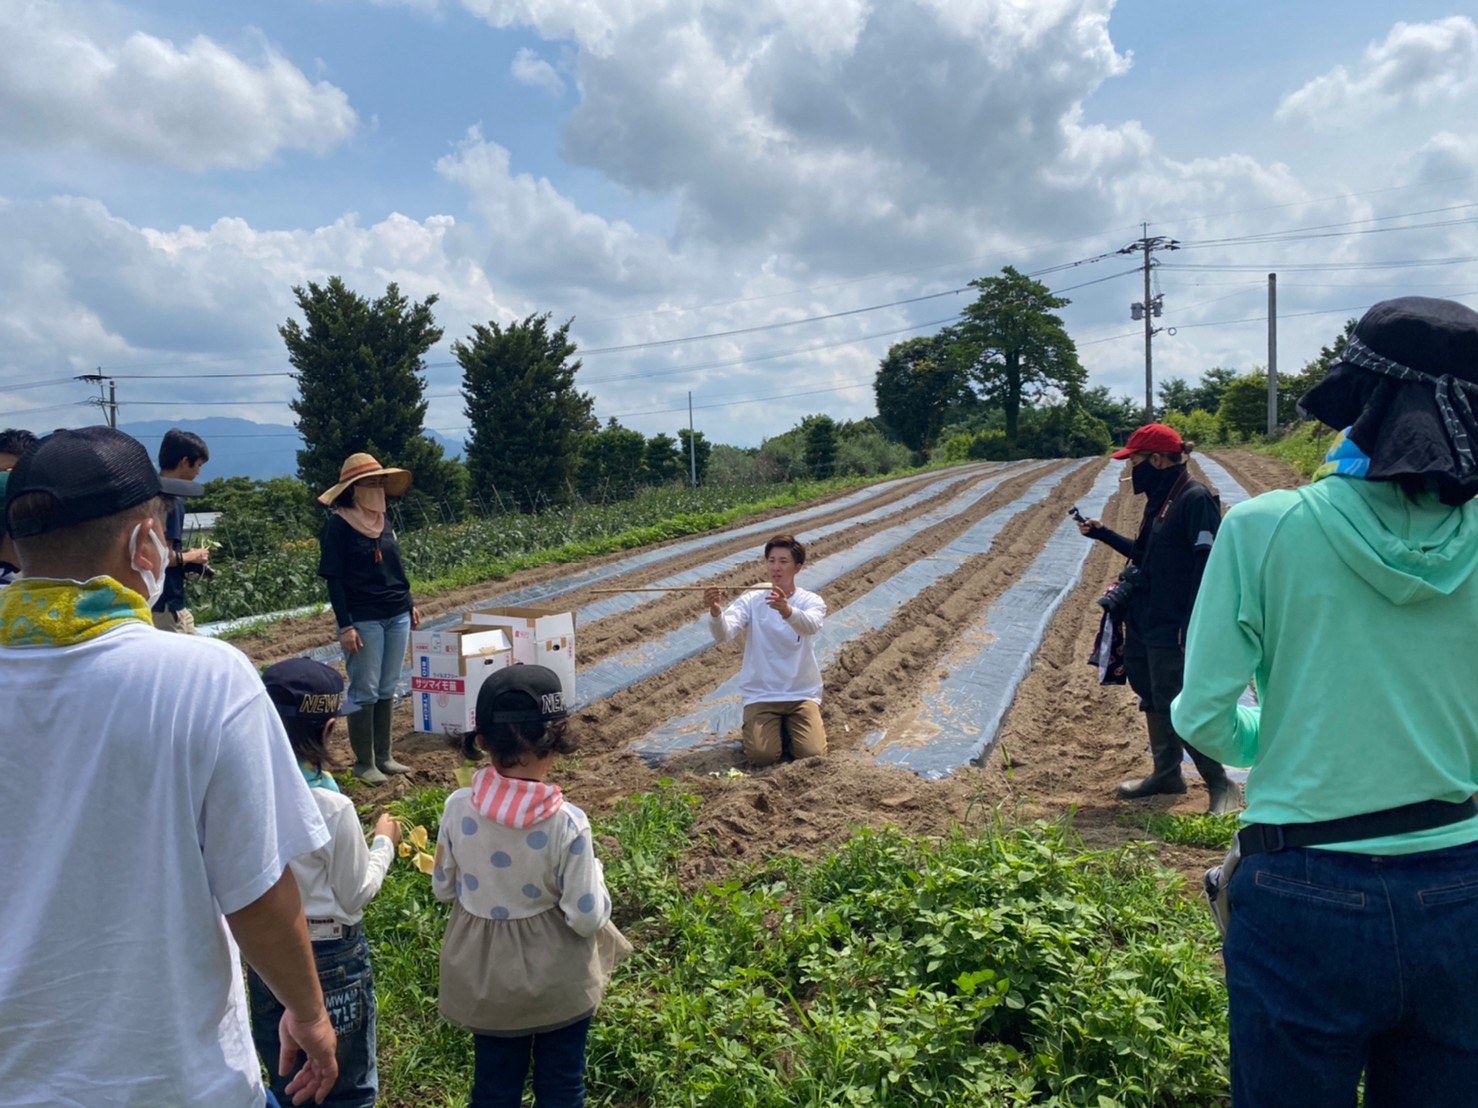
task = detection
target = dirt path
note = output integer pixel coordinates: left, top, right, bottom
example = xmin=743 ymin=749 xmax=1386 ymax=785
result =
xmin=983 ymin=449 xmax=1302 ymax=881
xmin=240 ymin=450 xmax=1304 ymax=881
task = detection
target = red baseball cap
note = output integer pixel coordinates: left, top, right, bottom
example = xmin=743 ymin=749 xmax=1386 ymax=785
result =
xmin=1111 ymin=423 xmax=1184 ymax=459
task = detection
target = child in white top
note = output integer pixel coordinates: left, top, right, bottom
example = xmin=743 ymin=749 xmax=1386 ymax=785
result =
xmin=434 ymin=664 xmax=627 ymax=1108
xmin=704 ymin=532 xmax=828 ymax=766
xmin=253 ymin=658 xmax=401 ymax=1108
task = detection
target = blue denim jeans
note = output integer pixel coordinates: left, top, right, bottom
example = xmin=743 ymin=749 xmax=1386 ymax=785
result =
xmin=470 ymin=1017 xmax=591 ymax=1108
xmin=1225 ymin=838 xmax=1478 ymax=1107
xmin=248 ymin=925 xmax=379 ymax=1108
xmin=344 ymin=611 xmax=410 ymax=707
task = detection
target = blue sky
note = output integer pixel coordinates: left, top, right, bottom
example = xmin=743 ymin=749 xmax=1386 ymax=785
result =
xmin=3 ymin=0 xmax=1476 ymax=469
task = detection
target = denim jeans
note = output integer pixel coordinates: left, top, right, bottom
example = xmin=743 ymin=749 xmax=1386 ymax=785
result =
xmin=344 ymin=611 xmax=410 ymax=707
xmin=470 ymin=1016 xmax=591 ymax=1108
xmin=1225 ymin=838 xmax=1478 ymax=1107
xmin=248 ymin=925 xmax=379 ymax=1108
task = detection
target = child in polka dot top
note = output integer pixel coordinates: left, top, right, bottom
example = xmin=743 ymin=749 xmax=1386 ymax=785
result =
xmin=433 ymin=664 xmax=629 ymax=1107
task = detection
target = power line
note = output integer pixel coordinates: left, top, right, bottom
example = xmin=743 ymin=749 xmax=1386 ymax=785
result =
xmin=609 ymin=381 xmax=877 ymax=419
xmin=1164 ymin=256 xmax=1478 ymax=273
xmin=1181 ymin=202 xmax=1478 ymax=249
xmin=576 ymin=287 xmax=973 ymax=355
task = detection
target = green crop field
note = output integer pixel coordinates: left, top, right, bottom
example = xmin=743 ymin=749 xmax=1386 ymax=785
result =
xmin=366 ymin=785 xmax=1231 ymax=1107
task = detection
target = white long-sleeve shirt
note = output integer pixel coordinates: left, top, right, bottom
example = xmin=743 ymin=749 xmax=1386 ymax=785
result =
xmin=291 ymin=788 xmax=395 ymax=924
xmin=709 ymin=586 xmax=826 ymax=705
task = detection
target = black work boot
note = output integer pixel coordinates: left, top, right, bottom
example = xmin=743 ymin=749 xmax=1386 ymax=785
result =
xmin=374 ymin=699 xmax=410 ymax=775
xmin=1117 ymin=712 xmax=1188 ymax=800
xmin=1186 ymin=742 xmax=1240 ymax=815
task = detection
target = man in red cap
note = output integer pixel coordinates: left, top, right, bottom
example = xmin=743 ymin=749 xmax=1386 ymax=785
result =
xmin=1076 ymin=423 xmax=1235 ymax=813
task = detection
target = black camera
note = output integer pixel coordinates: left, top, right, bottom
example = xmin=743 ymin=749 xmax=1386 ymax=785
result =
xmin=1096 ymin=564 xmax=1144 ymax=616
xmin=1067 ymin=505 xmax=1086 ymax=524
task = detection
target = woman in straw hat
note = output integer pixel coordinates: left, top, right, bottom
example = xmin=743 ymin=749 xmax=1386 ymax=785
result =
xmin=317 ymin=453 xmax=419 ymax=783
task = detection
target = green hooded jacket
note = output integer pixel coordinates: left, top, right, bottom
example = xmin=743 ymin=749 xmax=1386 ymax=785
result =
xmin=1172 ymin=475 xmax=1478 ymax=853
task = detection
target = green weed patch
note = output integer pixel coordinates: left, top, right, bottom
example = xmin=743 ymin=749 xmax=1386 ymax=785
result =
xmin=364 ymin=785 xmax=1229 ymax=1107
xmin=1249 ymin=421 xmax=1337 ymax=480
xmin=1120 ymin=811 xmax=1239 ymax=851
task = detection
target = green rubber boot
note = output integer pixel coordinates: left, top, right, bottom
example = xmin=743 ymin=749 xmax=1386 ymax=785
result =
xmin=374 ymin=699 xmax=410 ymax=775
xmin=348 ymin=706 xmax=387 ymax=785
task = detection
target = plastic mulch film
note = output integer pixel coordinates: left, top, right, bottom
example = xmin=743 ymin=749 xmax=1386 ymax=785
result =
xmin=277 ymin=464 xmax=992 ymax=670
xmin=573 ymin=461 xmax=1060 ymax=712
xmin=199 ymin=467 xmax=976 ymax=641
xmin=575 ymin=466 xmax=990 ymax=626
xmin=630 ymin=460 xmax=1089 ymax=764
xmin=865 ymin=460 xmax=1120 ymax=779
xmin=1194 ymin=454 xmax=1250 ymax=509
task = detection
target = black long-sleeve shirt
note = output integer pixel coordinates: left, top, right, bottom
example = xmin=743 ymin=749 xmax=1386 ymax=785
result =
xmin=1088 ymin=469 xmax=1221 ymax=648
xmin=317 ymin=514 xmax=413 ymax=631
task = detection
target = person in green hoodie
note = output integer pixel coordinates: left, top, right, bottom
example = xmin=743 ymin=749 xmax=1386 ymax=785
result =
xmin=1173 ymin=296 xmax=1478 ymax=1108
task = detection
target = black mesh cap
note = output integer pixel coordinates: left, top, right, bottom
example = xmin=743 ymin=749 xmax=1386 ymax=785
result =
xmin=5 ymin=426 xmax=204 ymax=538
xmin=475 ymin=663 xmax=569 ymax=725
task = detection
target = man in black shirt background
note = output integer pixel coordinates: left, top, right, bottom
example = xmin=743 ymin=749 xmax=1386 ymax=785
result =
xmin=153 ymin=429 xmax=211 ymax=634
xmin=1077 ymin=423 xmax=1236 ymax=814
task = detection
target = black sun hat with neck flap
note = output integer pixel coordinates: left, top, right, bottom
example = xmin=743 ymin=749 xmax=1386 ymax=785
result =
xmin=1298 ymin=296 xmax=1478 ymax=504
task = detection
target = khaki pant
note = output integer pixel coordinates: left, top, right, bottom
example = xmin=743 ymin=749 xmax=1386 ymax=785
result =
xmin=152 ymin=608 xmax=197 ymax=635
xmin=741 ymin=700 xmax=827 ymax=767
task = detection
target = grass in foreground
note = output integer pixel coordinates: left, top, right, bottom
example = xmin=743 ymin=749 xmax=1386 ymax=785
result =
xmin=366 ymin=784 xmax=1230 ymax=1107
xmin=1119 ymin=810 xmax=1239 ymax=851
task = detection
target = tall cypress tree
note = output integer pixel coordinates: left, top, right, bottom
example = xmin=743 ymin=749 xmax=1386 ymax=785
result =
xmin=282 ymin=277 xmax=448 ymax=509
xmin=456 ymin=313 xmax=595 ymax=510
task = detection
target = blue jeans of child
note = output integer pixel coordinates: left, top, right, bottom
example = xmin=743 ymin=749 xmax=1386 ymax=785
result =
xmin=470 ymin=1017 xmax=591 ymax=1108
xmin=248 ymin=924 xmax=379 ymax=1108
xmin=344 ymin=611 xmax=410 ymax=707
xmin=1225 ymin=838 xmax=1478 ymax=1107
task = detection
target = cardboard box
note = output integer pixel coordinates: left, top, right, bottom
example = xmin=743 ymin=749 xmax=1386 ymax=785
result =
xmin=464 ymin=606 xmax=576 ymax=704
xmin=410 ymin=626 xmax=512 ymax=734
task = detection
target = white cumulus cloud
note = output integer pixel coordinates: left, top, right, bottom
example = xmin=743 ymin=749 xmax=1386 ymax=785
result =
xmin=0 ymin=2 xmax=358 ymax=170
xmin=510 ymin=47 xmax=565 ymax=95
xmin=1277 ymin=16 xmax=1478 ymax=130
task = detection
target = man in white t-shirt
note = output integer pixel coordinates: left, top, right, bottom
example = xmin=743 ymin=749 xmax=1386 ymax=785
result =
xmin=0 ymin=427 xmax=339 ymax=1107
xmin=704 ymin=533 xmax=828 ymax=766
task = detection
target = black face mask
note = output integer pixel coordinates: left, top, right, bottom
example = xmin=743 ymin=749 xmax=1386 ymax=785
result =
xmin=1131 ymin=461 xmax=1167 ymax=496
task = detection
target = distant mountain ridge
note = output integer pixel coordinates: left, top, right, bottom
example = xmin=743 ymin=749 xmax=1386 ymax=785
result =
xmin=118 ymin=417 xmax=465 ymax=482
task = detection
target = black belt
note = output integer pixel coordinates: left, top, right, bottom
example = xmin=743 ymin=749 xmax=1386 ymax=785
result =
xmin=1237 ymin=798 xmax=1478 ymax=857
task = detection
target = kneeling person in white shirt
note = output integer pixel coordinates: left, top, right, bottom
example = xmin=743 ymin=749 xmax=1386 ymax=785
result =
xmin=704 ymin=533 xmax=828 ymax=766
xmin=254 ymin=658 xmax=403 ymax=1108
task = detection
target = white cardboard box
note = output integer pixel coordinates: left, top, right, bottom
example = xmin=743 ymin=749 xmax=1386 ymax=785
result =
xmin=464 ymin=606 xmax=576 ymax=704
xmin=410 ymin=626 xmax=512 ymax=734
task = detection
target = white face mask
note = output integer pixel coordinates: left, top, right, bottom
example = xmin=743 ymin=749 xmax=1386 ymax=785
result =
xmin=128 ymin=523 xmax=169 ymax=607
xmin=353 ymin=485 xmax=387 ymax=513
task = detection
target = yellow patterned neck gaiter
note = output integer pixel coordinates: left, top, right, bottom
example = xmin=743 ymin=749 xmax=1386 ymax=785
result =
xmin=0 ymin=577 xmax=152 ymax=647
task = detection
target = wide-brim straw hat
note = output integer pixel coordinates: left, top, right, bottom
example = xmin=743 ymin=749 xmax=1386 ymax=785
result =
xmin=317 ymin=452 xmax=413 ymax=505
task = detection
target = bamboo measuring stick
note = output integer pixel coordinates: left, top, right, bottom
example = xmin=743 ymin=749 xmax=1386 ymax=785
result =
xmin=587 ymin=583 xmax=773 ymax=594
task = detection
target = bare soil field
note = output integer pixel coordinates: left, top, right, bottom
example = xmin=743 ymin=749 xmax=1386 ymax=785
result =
xmin=239 ymin=450 xmax=1303 ymax=881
